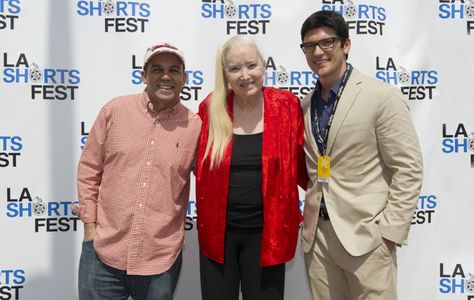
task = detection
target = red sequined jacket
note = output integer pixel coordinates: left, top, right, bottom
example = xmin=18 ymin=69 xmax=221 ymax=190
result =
xmin=196 ymin=87 xmax=308 ymax=266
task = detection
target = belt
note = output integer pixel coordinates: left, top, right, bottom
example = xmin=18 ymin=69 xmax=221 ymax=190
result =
xmin=318 ymin=206 xmax=330 ymax=221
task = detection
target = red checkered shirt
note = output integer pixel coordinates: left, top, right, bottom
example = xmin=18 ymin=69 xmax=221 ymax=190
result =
xmin=74 ymin=92 xmax=201 ymax=275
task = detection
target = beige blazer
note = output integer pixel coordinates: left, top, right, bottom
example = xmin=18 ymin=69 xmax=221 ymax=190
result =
xmin=301 ymin=68 xmax=423 ymax=256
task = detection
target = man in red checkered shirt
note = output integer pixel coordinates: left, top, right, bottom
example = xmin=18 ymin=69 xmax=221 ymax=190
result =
xmin=74 ymin=43 xmax=201 ymax=300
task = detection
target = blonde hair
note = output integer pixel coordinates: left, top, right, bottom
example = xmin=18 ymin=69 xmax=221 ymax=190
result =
xmin=204 ymin=36 xmax=265 ymax=169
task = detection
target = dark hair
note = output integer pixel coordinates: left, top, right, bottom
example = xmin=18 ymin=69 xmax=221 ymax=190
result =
xmin=301 ymin=10 xmax=349 ymax=43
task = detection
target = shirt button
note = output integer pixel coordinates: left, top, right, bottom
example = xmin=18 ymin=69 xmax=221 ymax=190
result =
xmin=151 ymin=140 xmax=155 ymax=145
xmin=139 ymin=203 xmax=144 ymax=208
xmin=143 ymin=182 xmax=147 ymax=187
xmin=146 ymin=161 xmax=151 ymax=166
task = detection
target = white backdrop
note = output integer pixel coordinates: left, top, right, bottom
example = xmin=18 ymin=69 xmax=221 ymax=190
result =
xmin=1 ymin=0 xmax=474 ymax=299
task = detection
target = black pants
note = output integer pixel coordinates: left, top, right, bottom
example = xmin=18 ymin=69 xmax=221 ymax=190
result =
xmin=200 ymin=230 xmax=285 ymax=300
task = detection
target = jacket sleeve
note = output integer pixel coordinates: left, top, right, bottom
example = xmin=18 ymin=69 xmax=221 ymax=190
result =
xmin=375 ymin=86 xmax=423 ymax=245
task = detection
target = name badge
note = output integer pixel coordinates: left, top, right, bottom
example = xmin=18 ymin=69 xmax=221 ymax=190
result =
xmin=317 ymin=156 xmax=330 ymax=182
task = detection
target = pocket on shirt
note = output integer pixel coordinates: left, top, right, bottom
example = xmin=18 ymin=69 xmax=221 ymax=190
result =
xmin=157 ymin=143 xmax=194 ymax=214
xmin=171 ymin=143 xmax=195 ymax=178
xmin=170 ymin=144 xmax=193 ymax=196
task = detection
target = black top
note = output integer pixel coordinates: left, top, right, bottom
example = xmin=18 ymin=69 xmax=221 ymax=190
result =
xmin=226 ymin=132 xmax=263 ymax=232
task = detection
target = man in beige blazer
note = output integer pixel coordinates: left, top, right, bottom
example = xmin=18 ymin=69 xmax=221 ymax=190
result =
xmin=299 ymin=11 xmax=423 ymax=300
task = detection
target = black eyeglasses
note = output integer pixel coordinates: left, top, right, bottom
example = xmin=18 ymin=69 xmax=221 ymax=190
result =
xmin=300 ymin=37 xmax=339 ymax=53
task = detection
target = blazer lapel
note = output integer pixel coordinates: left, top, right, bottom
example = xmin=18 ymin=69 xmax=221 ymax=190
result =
xmin=326 ymin=70 xmax=362 ymax=154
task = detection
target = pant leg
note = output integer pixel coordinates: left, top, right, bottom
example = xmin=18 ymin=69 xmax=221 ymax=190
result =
xmin=346 ymin=241 xmax=398 ymax=300
xmin=305 ymin=219 xmax=398 ymax=300
xmin=239 ymin=231 xmax=285 ymax=300
xmin=318 ymin=220 xmax=398 ymax=300
xmin=304 ymin=219 xmax=351 ymax=300
xmin=129 ymin=251 xmax=183 ymax=300
xmin=78 ymin=240 xmax=129 ymax=300
xmin=199 ymin=231 xmax=240 ymax=300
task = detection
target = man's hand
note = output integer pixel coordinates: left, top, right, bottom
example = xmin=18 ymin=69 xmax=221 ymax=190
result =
xmin=83 ymin=223 xmax=96 ymax=241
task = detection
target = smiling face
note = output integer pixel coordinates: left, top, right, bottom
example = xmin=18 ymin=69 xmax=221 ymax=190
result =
xmin=224 ymin=44 xmax=265 ymax=100
xmin=303 ymin=26 xmax=351 ymax=86
xmin=141 ymin=53 xmax=185 ymax=111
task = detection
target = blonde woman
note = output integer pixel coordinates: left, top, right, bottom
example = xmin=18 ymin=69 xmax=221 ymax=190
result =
xmin=195 ymin=36 xmax=308 ymax=300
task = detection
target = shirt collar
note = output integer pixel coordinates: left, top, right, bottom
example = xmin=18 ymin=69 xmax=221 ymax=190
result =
xmin=141 ymin=91 xmax=182 ymax=119
xmin=315 ymin=74 xmax=344 ymax=100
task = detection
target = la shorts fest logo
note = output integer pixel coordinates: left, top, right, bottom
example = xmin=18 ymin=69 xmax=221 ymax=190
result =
xmin=320 ymin=0 xmax=386 ymax=36
xmin=201 ymin=0 xmax=272 ymax=35
xmin=0 ymin=268 xmax=26 ymax=300
xmin=130 ymin=55 xmax=205 ymax=102
xmin=374 ymin=56 xmax=439 ymax=101
xmin=0 ymin=0 xmax=20 ymax=30
xmin=4 ymin=187 xmax=79 ymax=233
xmin=264 ymin=56 xmax=317 ymax=100
xmin=411 ymin=195 xmax=437 ymax=225
xmin=76 ymin=0 xmax=151 ymax=33
xmin=438 ymin=0 xmax=474 ymax=35
xmin=0 ymin=135 xmax=22 ymax=168
xmin=1 ymin=53 xmax=80 ymax=100
xmin=439 ymin=263 xmax=474 ymax=298
xmin=441 ymin=123 xmax=474 ymax=167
